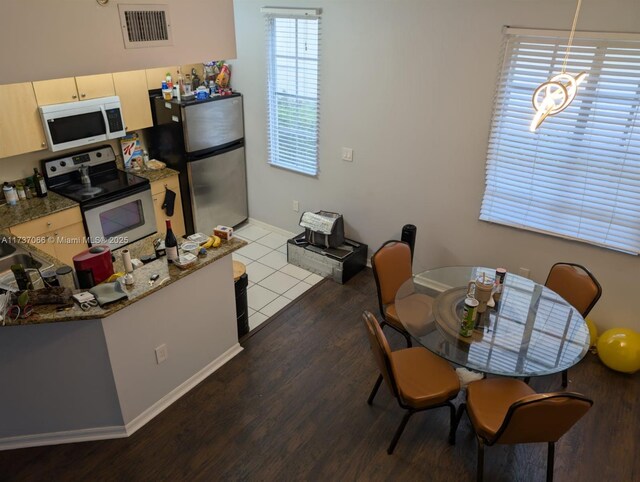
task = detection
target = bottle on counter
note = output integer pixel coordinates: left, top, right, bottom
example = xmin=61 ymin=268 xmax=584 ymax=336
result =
xmin=24 ymin=178 xmax=33 ymax=199
xmin=165 ymin=219 xmax=178 ymax=263
xmin=493 ymin=268 xmax=507 ymax=302
xmin=191 ymin=68 xmax=200 ymax=89
xmin=176 ymin=69 xmax=183 ymax=101
xmin=161 ymin=80 xmax=172 ymax=101
xmin=32 ymin=168 xmax=47 ymax=198
xmin=15 ymin=182 xmax=26 ymax=200
xmin=11 ymin=264 xmax=34 ymax=291
xmin=3 ymin=182 xmax=18 ymax=205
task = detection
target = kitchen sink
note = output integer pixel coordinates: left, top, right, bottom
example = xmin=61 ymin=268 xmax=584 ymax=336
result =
xmin=0 ymin=238 xmax=49 ymax=290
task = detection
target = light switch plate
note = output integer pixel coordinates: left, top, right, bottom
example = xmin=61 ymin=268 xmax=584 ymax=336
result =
xmin=155 ymin=344 xmax=168 ymax=364
xmin=341 ymin=147 xmax=353 ymax=162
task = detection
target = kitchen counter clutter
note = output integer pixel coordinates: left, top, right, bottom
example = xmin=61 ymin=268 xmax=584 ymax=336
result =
xmin=121 ymin=164 xmax=180 ymax=183
xmin=0 ymin=192 xmax=78 ymax=230
xmin=0 ymin=235 xmax=246 ymax=326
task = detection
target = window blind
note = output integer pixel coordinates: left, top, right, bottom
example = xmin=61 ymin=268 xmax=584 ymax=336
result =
xmin=481 ymin=29 xmax=640 ymax=254
xmin=263 ymin=8 xmax=321 ymax=176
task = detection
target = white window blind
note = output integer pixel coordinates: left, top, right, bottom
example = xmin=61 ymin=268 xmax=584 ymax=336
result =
xmin=481 ymin=29 xmax=640 ymax=254
xmin=263 ymin=7 xmax=321 ymax=176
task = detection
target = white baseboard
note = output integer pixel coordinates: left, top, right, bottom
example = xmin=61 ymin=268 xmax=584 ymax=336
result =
xmin=0 ymin=425 xmax=127 ymax=452
xmin=246 ymin=217 xmax=296 ymax=239
xmin=0 ymin=343 xmax=244 ymax=451
xmin=125 ymin=343 xmax=243 ymax=435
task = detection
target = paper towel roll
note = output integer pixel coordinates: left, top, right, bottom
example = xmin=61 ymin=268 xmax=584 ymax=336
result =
xmin=122 ymin=249 xmax=134 ymax=274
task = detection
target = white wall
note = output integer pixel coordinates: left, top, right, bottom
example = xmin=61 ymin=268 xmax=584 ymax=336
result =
xmin=0 ymin=0 xmax=236 ymax=84
xmin=232 ymin=0 xmax=640 ymax=332
xmin=102 ymin=255 xmax=238 ymax=424
xmin=0 ymin=320 xmax=123 ymax=438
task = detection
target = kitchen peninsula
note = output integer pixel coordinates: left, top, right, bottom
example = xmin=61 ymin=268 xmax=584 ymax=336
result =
xmin=0 ymin=230 xmax=246 ymax=450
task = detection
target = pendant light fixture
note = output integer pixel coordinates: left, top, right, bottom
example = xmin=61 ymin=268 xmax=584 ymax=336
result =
xmin=530 ymin=0 xmax=587 ymax=132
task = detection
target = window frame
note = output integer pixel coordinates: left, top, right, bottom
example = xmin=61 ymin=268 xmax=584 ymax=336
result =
xmin=264 ymin=8 xmax=321 ymax=177
xmin=480 ymin=28 xmax=640 ymax=255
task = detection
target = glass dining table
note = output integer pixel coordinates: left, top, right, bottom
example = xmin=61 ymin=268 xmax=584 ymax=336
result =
xmin=394 ymin=267 xmax=590 ymax=378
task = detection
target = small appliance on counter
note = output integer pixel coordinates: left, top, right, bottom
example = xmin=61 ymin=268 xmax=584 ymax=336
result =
xmin=73 ymin=246 xmax=115 ymax=289
xmin=43 ymin=145 xmax=157 ymax=250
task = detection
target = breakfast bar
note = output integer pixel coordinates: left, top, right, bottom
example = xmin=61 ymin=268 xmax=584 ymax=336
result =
xmin=0 ymin=235 xmax=246 ymax=450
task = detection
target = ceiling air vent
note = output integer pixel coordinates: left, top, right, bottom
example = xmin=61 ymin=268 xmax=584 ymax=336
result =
xmin=118 ymin=4 xmax=173 ymax=49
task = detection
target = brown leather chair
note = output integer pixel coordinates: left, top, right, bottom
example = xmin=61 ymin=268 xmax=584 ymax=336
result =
xmin=545 ymin=262 xmax=602 ymax=387
xmin=371 ymin=240 xmax=414 ymax=347
xmin=463 ymin=378 xmax=593 ymax=482
xmin=545 ymin=262 xmax=602 ymax=316
xmin=362 ymin=311 xmax=460 ymax=454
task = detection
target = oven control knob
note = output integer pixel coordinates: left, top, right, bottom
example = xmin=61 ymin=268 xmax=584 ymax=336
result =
xmin=96 ymin=152 xmax=102 ymax=158
xmin=60 ymin=161 xmax=66 ymax=167
xmin=50 ymin=166 xmax=57 ymax=172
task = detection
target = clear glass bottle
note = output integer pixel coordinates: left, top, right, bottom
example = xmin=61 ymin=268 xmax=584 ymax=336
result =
xmin=15 ymin=182 xmax=26 ymax=200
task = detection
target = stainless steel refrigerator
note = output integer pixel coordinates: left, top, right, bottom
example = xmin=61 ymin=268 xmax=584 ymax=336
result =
xmin=148 ymin=93 xmax=248 ymax=235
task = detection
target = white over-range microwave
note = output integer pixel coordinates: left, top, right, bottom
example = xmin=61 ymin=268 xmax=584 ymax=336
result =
xmin=39 ymin=96 xmax=126 ymax=152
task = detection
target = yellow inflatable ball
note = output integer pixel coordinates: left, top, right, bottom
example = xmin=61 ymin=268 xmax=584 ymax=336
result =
xmin=585 ymin=318 xmax=598 ymax=348
xmin=596 ymin=328 xmax=640 ymax=374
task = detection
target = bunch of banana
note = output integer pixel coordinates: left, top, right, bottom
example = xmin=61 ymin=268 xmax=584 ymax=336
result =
xmin=105 ymin=272 xmax=125 ymax=283
xmin=201 ymin=235 xmax=221 ymax=249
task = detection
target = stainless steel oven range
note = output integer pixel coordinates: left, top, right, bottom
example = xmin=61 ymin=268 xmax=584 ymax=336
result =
xmin=43 ymin=145 xmax=156 ymax=250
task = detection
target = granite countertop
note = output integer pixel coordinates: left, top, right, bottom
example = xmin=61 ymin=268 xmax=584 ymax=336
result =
xmin=119 ymin=161 xmax=180 ymax=184
xmin=0 ymin=193 xmax=79 ymax=230
xmin=1 ymin=235 xmax=246 ymax=326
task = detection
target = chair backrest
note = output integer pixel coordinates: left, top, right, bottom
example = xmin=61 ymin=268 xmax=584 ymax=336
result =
xmin=362 ymin=311 xmax=398 ymax=398
xmin=493 ymin=392 xmax=593 ymax=445
xmin=371 ymin=241 xmax=412 ymax=314
xmin=545 ymin=262 xmax=602 ymax=317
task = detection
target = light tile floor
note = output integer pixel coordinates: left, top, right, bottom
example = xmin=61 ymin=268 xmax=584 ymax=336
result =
xmin=234 ymin=223 xmax=324 ymax=331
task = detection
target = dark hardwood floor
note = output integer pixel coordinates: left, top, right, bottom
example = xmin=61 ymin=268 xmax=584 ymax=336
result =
xmin=1 ymin=269 xmax=638 ymax=481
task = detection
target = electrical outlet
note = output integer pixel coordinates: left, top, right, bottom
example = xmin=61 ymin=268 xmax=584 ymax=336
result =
xmin=155 ymin=344 xmax=168 ymax=364
xmin=341 ymin=147 xmax=353 ymax=162
xmin=292 ymin=200 xmax=299 ymax=212
xmin=518 ymin=267 xmax=530 ymax=279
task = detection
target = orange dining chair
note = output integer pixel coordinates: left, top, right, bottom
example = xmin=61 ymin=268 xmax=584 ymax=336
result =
xmin=362 ymin=311 xmax=461 ymax=454
xmin=462 ymin=377 xmax=593 ymax=482
xmin=371 ymin=240 xmax=414 ymax=347
xmin=545 ymin=262 xmax=602 ymax=387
